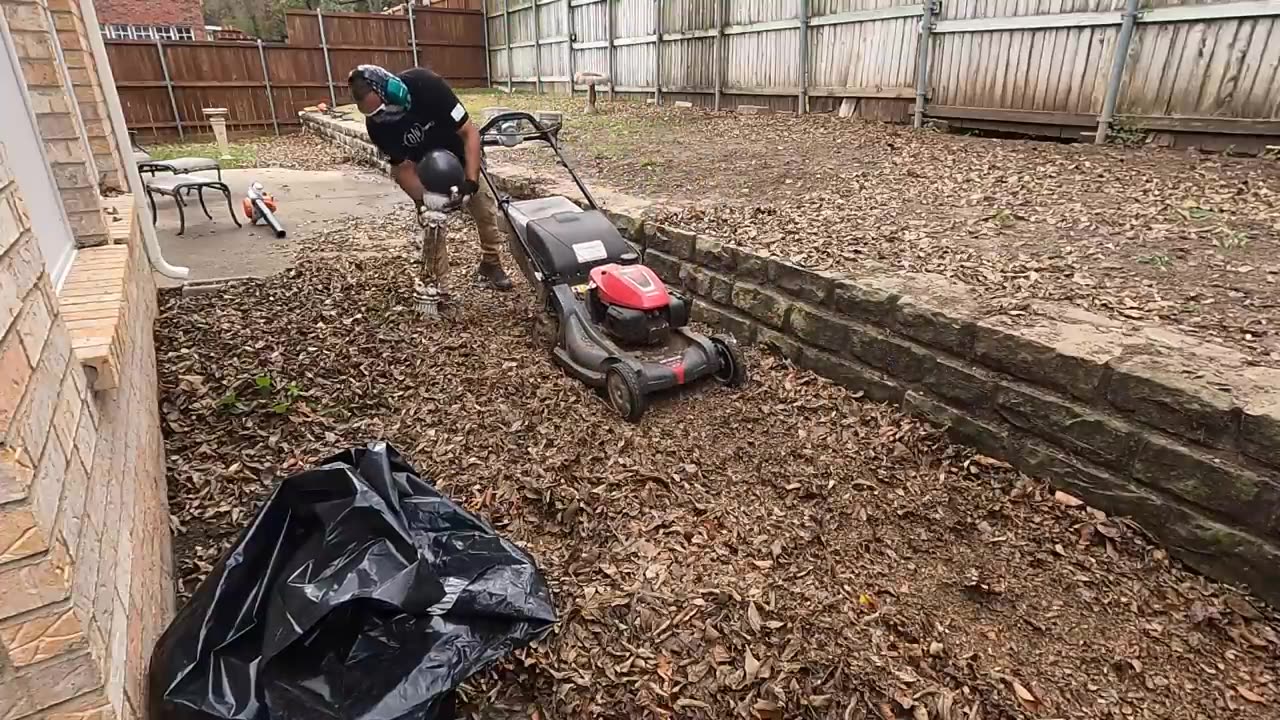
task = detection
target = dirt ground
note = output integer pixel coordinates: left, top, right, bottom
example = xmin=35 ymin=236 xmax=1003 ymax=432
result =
xmin=155 ymin=135 xmax=1280 ymax=720
xmin=455 ymin=90 xmax=1280 ymax=365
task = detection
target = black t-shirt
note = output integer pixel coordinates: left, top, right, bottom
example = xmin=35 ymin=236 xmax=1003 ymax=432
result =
xmin=365 ymin=68 xmax=469 ymax=166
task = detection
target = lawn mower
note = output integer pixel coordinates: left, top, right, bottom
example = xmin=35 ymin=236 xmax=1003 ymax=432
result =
xmin=466 ymin=111 xmax=748 ymax=422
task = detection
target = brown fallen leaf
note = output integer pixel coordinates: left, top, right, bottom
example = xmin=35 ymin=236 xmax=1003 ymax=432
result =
xmin=1226 ymin=596 xmax=1264 ymax=622
xmin=747 ymin=600 xmax=763 ymax=633
xmin=1237 ymin=686 xmax=1267 ymax=704
xmin=753 ymin=700 xmax=783 ymax=719
xmin=743 ymin=649 xmax=761 ymax=684
xmin=1011 ymin=678 xmax=1037 ymax=703
xmin=1053 ymin=490 xmax=1083 ymax=507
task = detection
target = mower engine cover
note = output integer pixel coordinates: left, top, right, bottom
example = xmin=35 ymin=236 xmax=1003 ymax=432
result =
xmin=590 ymin=264 xmax=669 ymax=310
xmin=587 ymin=263 xmax=690 ymax=346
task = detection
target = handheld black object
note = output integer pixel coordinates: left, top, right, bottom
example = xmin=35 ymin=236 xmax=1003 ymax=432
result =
xmin=416 ymin=148 xmax=466 ymax=197
xmin=147 ymin=442 xmax=557 ymax=720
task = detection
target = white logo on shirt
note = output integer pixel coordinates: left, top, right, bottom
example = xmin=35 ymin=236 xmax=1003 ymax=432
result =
xmin=403 ymin=121 xmax=434 ymax=147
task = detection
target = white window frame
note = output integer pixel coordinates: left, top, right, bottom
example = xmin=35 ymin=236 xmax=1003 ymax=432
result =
xmin=0 ymin=15 xmax=78 ymax=290
xmin=101 ymin=24 xmax=195 ymax=42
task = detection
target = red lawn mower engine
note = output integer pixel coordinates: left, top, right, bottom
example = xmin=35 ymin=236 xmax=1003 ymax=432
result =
xmin=586 ymin=263 xmax=691 ymax=346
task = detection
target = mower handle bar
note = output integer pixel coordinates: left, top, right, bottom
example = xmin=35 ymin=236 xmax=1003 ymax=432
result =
xmin=476 ymin=112 xmax=600 ymax=212
xmin=477 ymin=111 xmax=555 ymax=142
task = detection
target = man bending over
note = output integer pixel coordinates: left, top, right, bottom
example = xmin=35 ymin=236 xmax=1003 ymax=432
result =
xmin=347 ymin=64 xmax=513 ymax=294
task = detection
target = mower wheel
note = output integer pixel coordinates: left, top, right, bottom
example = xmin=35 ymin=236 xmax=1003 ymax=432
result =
xmin=710 ymin=335 xmax=748 ymax=388
xmin=605 ymin=365 xmax=647 ymax=423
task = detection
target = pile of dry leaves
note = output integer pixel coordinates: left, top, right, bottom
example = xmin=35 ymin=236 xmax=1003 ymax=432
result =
xmin=473 ymin=94 xmax=1280 ymax=363
xmin=246 ymin=132 xmax=364 ymax=172
xmin=157 ymin=209 xmax=1278 ymax=720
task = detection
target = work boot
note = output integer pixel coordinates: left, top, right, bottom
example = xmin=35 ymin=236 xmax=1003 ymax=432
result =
xmin=475 ymin=261 xmax=513 ymax=291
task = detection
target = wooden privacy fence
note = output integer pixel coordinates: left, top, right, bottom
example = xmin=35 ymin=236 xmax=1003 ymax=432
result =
xmin=486 ymin=0 xmax=1280 ymax=143
xmin=108 ymin=9 xmax=487 ymax=140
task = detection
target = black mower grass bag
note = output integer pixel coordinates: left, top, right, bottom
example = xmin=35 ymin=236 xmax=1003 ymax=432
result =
xmin=148 ymin=442 xmax=556 ymax=720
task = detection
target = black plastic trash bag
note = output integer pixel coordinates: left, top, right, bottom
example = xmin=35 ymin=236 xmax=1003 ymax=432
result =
xmin=148 ymin=442 xmax=557 ymax=720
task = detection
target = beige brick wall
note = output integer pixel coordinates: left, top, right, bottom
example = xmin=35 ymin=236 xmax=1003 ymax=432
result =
xmin=2 ymin=0 xmax=110 ymax=247
xmin=0 ymin=129 xmax=172 ymax=720
xmin=48 ymin=0 xmax=125 ymax=192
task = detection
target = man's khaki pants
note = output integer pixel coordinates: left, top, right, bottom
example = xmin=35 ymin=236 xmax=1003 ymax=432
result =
xmin=420 ymin=180 xmax=512 ymax=291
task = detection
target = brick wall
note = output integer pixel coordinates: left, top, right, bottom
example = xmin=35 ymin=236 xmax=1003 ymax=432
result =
xmin=93 ymin=0 xmax=204 ymax=36
xmin=2 ymin=0 xmax=111 ymax=246
xmin=49 ymin=0 xmax=126 ymax=192
xmin=302 ymin=109 xmax=1280 ymax=606
xmin=0 ymin=107 xmax=172 ymax=720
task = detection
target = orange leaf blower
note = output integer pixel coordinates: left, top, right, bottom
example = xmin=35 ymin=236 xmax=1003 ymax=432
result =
xmin=242 ymin=182 xmax=285 ymax=238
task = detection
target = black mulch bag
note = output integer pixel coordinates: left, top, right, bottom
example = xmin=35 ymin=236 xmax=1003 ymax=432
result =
xmin=148 ymin=442 xmax=557 ymax=720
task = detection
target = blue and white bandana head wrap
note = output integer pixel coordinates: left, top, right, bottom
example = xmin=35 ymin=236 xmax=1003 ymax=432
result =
xmin=348 ymin=64 xmax=411 ymax=110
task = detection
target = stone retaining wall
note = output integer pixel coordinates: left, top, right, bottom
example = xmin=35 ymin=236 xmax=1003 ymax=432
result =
xmin=300 ymin=110 xmax=1280 ymax=605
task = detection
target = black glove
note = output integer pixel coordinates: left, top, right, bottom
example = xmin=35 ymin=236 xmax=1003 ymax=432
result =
xmin=460 ymin=179 xmax=479 ymax=198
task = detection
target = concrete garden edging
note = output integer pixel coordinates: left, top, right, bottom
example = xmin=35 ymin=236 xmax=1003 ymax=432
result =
xmin=299 ymin=109 xmax=1280 ymax=604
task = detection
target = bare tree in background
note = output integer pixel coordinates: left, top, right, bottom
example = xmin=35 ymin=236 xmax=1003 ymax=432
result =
xmin=204 ymin=0 xmax=394 ymax=40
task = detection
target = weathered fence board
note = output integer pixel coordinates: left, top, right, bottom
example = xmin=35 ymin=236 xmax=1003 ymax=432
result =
xmin=108 ymin=9 xmax=486 ymax=140
xmin=486 ymin=0 xmax=1280 ymax=141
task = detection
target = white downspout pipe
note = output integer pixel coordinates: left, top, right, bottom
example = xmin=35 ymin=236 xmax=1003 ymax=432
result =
xmin=78 ymin=0 xmax=189 ymax=279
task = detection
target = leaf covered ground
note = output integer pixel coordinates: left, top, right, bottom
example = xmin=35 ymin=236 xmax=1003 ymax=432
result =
xmin=456 ymin=90 xmax=1280 ymax=364
xmin=157 ymin=133 xmax=1280 ymax=716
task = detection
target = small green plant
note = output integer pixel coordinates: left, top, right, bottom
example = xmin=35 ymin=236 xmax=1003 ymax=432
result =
xmin=271 ymin=381 xmax=303 ymax=415
xmin=216 ymin=390 xmax=246 ymax=413
xmin=1137 ymin=254 xmax=1174 ymax=270
xmin=217 ymin=373 xmax=304 ymax=415
xmin=989 ymin=209 xmax=1017 ymax=228
xmin=1214 ymin=229 xmax=1250 ymax=251
xmin=1181 ymin=205 xmax=1215 ymax=221
xmin=1108 ymin=118 xmax=1149 ymax=146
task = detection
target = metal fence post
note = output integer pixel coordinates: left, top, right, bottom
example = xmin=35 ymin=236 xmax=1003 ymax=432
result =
xmin=257 ymin=39 xmax=280 ymax=136
xmin=713 ymin=0 xmax=724 ymax=110
xmin=565 ymin=0 xmax=574 ymax=96
xmin=607 ymin=0 xmax=615 ymax=100
xmin=533 ymin=0 xmax=542 ymax=93
xmin=317 ymin=9 xmax=337 ymax=106
xmin=653 ymin=0 xmax=661 ymax=104
xmin=1095 ymin=0 xmax=1141 ymax=144
xmin=408 ymin=1 xmax=419 ymax=67
xmin=483 ymin=0 xmax=492 ymax=87
xmin=912 ymin=0 xmax=936 ymax=129
xmin=797 ymin=0 xmax=808 ymax=113
xmin=504 ymin=0 xmax=513 ymax=93
xmin=155 ymin=39 xmax=183 ymax=141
